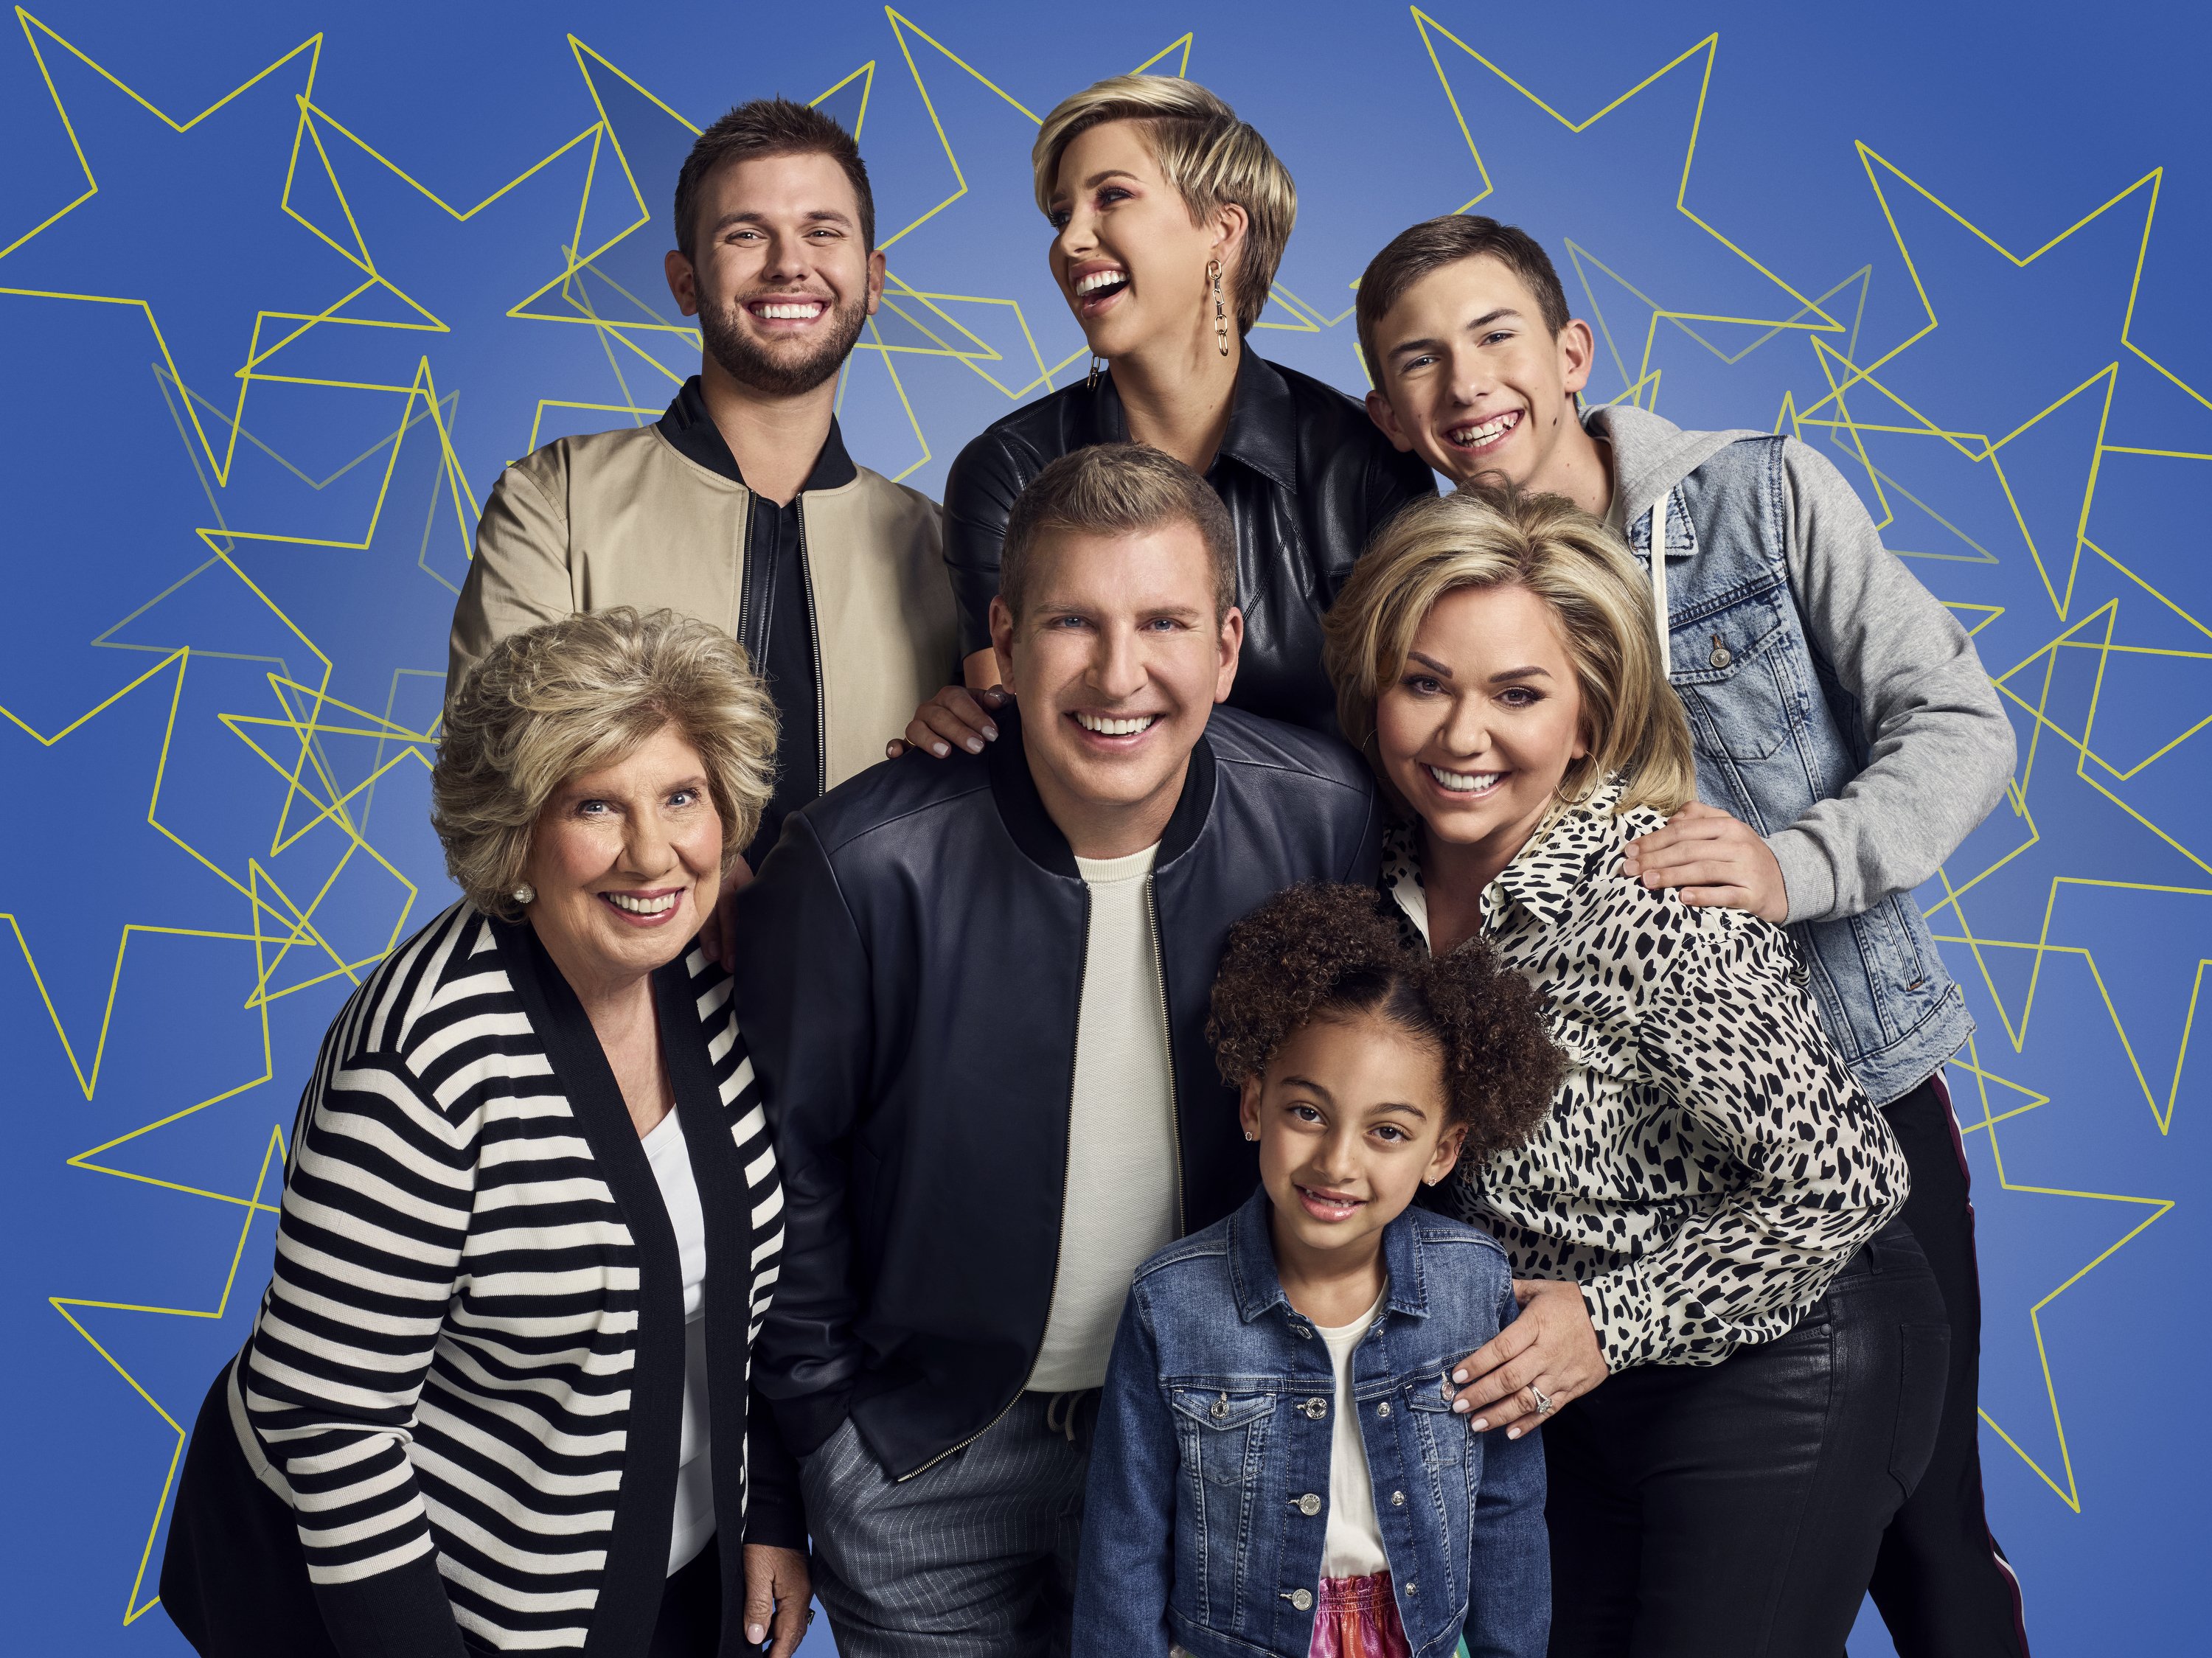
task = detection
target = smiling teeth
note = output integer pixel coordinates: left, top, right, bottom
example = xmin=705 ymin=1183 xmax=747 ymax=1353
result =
xmin=1449 ymin=411 xmax=1518 ymax=446
xmin=1427 ymin=764 xmax=1502 ymax=794
xmin=605 ymin=892 xmax=678 ymax=914
xmin=1077 ymin=712 xmax=1156 ymax=736
xmin=1075 ymin=270 xmax=1127 ymax=296
xmin=757 ymin=302 xmax=823 ymax=319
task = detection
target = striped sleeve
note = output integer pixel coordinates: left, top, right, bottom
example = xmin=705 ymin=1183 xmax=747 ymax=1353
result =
xmin=238 ymin=928 xmax=483 ymax=1650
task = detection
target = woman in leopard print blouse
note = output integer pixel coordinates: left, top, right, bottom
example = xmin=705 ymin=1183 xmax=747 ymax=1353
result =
xmin=1322 ymin=488 xmax=1948 ymax=1658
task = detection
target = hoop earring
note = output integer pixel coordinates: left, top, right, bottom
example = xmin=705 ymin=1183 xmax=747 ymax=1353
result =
xmin=1086 ymin=355 xmax=1104 ymax=391
xmin=1208 ymin=259 xmax=1230 ymax=357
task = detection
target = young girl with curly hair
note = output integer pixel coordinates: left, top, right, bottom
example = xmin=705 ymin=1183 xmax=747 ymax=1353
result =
xmin=1073 ymin=883 xmax=1563 ymax=1658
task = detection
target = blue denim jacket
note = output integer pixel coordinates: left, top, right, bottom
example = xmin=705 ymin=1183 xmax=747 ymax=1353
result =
xmin=1074 ymin=1188 xmax=1548 ymax=1658
xmin=1628 ymin=439 xmax=1973 ymax=1105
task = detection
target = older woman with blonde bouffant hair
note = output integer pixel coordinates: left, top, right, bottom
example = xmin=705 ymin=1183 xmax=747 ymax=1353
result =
xmin=895 ymin=73 xmax=1436 ymax=763
xmin=161 ymin=608 xmax=814 ymax=1658
xmin=1324 ymin=490 xmax=1947 ymax=1657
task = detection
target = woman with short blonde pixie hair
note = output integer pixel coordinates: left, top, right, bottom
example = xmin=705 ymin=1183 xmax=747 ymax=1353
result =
xmin=163 ymin=607 xmax=815 ymax=1658
xmin=1328 ymin=487 xmax=1944 ymax=1658
xmin=1324 ymin=487 xmax=1695 ymax=817
xmin=1029 ymin=74 xmax=1294 ymax=338
xmin=900 ymin=75 xmax=1435 ymax=759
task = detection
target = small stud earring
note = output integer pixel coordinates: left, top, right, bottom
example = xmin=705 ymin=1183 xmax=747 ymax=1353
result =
xmin=1244 ymin=1131 xmax=1259 ymax=1143
xmin=512 ymin=883 xmax=535 ymax=905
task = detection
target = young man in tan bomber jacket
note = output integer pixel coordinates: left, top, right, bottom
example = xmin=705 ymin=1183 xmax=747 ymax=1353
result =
xmin=448 ymin=98 xmax=956 ymax=931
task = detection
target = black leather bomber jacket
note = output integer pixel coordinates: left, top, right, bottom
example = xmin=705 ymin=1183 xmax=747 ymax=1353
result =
xmin=731 ymin=704 xmax=1383 ymax=1480
xmin=943 ymin=352 xmax=1437 ymax=733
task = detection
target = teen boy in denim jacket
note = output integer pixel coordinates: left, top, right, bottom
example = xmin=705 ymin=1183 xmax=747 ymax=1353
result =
xmin=1356 ymin=215 xmax=2026 ymax=1658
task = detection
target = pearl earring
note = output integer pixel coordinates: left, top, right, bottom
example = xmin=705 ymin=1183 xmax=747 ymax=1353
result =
xmin=512 ymin=883 xmax=535 ymax=905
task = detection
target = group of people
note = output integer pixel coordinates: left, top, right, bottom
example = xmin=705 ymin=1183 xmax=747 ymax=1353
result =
xmin=156 ymin=75 xmax=2030 ymax=1658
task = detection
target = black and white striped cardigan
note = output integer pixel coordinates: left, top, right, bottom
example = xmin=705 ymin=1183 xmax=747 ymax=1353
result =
xmin=216 ymin=900 xmax=792 ymax=1654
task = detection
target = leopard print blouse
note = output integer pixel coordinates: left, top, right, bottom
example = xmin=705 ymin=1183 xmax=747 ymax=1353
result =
xmin=1384 ymin=779 xmax=1909 ymax=1370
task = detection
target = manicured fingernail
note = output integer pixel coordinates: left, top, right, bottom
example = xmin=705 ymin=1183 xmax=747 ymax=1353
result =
xmin=1470 ymin=1418 xmax=1488 ymax=1432
xmin=982 ymin=723 xmax=998 ymax=740
xmin=747 ymin=1624 xmax=766 ymax=1643
xmin=966 ymin=737 xmax=985 ymax=753
xmin=1451 ymin=1369 xmax=1467 ymax=1384
xmin=1506 ymin=1427 xmax=1522 ymax=1440
xmin=1452 ymin=1397 xmax=1470 ymax=1413
xmin=932 ymin=742 xmax=949 ymax=757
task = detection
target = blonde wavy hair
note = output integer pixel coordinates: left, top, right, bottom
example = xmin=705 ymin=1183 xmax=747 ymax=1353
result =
xmin=1032 ymin=75 xmax=1295 ymax=335
xmin=1322 ymin=488 xmax=1696 ymax=816
xmin=433 ymin=608 xmax=779 ymax=919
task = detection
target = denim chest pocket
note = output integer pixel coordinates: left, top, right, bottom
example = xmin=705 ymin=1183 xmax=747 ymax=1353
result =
xmin=1170 ymin=1389 xmax=1273 ymax=1486
xmin=1405 ymin=1376 xmax=1472 ymax=1469
xmin=1670 ymin=589 xmax=1805 ymax=764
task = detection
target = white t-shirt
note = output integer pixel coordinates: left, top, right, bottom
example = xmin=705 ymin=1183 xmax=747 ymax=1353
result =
xmin=1026 ymin=843 xmax=1180 ymax=1394
xmin=1315 ymin=1290 xmax=1389 ymax=1578
xmin=641 ymin=1106 xmax=714 ymax=1575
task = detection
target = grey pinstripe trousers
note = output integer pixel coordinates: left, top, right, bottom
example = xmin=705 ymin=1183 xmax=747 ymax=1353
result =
xmin=799 ymin=1391 xmax=1099 ymax=1657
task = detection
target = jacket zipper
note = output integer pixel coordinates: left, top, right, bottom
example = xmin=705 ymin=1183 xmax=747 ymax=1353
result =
xmin=897 ymin=887 xmax=1094 ymax=1483
xmin=796 ymin=500 xmax=827 ymax=798
xmin=733 ymin=492 xmax=755 ymax=653
xmin=1145 ymin=874 xmax=1186 ymax=1230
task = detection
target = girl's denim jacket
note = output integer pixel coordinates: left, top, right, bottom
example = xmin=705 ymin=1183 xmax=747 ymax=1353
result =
xmin=1074 ymin=1187 xmax=1548 ymax=1658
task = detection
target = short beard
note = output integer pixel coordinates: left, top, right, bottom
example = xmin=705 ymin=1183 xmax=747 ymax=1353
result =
xmin=698 ymin=288 xmax=869 ymax=397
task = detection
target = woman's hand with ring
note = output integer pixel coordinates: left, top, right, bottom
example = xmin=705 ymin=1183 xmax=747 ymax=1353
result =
xmin=1448 ymin=1278 xmax=1610 ymax=1439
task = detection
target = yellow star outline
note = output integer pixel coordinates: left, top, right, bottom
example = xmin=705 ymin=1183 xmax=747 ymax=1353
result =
xmin=1946 ymin=1039 xmax=2174 ymax=1511
xmin=1 ymin=11 xmax=446 ymax=487
xmin=1780 ymin=157 xmax=2197 ymax=621
xmin=50 ymin=1124 xmax=287 ymax=1624
xmin=0 ymin=647 xmax=417 ymax=1101
xmin=1812 ymin=146 xmax=2212 ymax=441
xmin=1407 ymin=9 xmax=1846 ymax=399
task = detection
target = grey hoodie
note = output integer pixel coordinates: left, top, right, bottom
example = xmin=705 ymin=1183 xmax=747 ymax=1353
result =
xmin=1586 ymin=403 xmax=2016 ymax=927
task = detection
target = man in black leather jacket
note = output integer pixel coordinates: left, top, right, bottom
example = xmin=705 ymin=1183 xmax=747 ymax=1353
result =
xmin=734 ymin=445 xmax=1382 ymax=1654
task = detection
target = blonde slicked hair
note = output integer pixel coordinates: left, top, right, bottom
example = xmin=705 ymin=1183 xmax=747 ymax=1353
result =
xmin=433 ymin=608 xmax=779 ymax=919
xmin=1032 ymin=75 xmax=1295 ymax=335
xmin=1323 ymin=489 xmax=1697 ymax=818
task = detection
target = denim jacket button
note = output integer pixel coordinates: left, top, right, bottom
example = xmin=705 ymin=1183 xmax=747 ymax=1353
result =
xmin=1302 ymin=1396 xmax=1329 ymax=1421
xmin=1297 ymin=1492 xmax=1322 ymax=1516
xmin=1289 ymin=1589 xmax=1314 ymax=1612
xmin=1405 ymin=1581 xmax=1418 ymax=1596
xmin=1391 ymin=1490 xmax=1406 ymax=1507
xmin=1376 ymin=1401 xmax=1391 ymax=1418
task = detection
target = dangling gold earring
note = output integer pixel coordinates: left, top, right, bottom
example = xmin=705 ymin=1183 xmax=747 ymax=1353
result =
xmin=1208 ymin=259 xmax=1230 ymax=357
xmin=1086 ymin=354 xmax=1104 ymax=391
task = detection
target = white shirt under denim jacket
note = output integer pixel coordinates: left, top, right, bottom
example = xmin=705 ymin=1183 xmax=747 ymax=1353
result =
xmin=1071 ymin=1185 xmax=1549 ymax=1658
xmin=1382 ymin=781 xmax=1910 ymax=1373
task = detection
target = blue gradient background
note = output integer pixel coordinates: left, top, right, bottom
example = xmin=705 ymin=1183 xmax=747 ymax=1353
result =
xmin=1 ymin=4 xmax=2205 ymax=1654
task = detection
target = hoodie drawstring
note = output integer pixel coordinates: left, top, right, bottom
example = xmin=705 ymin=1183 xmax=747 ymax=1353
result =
xmin=1647 ymin=489 xmax=1674 ymax=678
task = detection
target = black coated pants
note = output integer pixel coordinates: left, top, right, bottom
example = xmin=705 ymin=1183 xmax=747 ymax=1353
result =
xmin=1868 ymin=1075 xmax=2032 ymax=1657
xmin=1545 ymin=1222 xmax=1950 ymax=1658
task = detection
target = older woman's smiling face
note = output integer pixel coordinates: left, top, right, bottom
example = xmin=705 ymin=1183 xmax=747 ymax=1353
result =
xmin=521 ymin=723 xmax=724 ymax=994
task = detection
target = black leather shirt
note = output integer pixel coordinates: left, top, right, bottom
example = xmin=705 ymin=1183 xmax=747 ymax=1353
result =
xmin=734 ymin=703 xmax=1382 ymax=1478
xmin=942 ymin=352 xmax=1437 ymax=732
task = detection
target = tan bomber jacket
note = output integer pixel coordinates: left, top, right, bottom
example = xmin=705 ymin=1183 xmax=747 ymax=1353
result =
xmin=448 ymin=422 xmax=956 ymax=793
